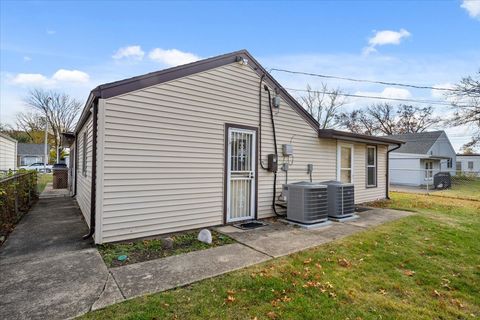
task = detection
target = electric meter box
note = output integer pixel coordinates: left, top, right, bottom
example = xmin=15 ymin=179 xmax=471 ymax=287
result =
xmin=267 ymin=154 xmax=278 ymax=172
xmin=282 ymin=144 xmax=293 ymax=156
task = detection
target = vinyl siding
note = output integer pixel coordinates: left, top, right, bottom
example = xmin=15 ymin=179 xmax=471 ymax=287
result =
xmin=76 ymin=114 xmax=93 ymax=226
xmin=353 ymin=143 xmax=387 ymax=203
xmin=98 ymin=62 xmax=388 ymax=243
xmin=0 ymin=135 xmax=17 ymax=171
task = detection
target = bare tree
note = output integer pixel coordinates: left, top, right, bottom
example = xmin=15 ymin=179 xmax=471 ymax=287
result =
xmin=15 ymin=111 xmax=47 ymax=144
xmin=300 ymin=84 xmax=346 ymax=129
xmin=337 ymin=103 xmax=441 ymax=135
xmin=24 ymin=89 xmax=82 ymax=162
xmin=366 ymin=103 xmax=397 ymax=135
xmin=447 ymin=70 xmax=480 ymax=149
xmin=336 ymin=110 xmax=377 ymax=135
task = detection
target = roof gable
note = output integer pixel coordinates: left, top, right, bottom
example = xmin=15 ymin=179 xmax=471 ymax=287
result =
xmin=388 ymin=131 xmax=444 ymax=154
xmin=75 ymin=49 xmax=404 ymax=146
xmin=78 ymin=49 xmax=318 ymax=132
xmin=17 ymin=143 xmax=49 ymax=156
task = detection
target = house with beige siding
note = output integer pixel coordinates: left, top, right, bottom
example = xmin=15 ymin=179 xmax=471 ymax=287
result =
xmin=69 ymin=50 xmax=403 ymax=244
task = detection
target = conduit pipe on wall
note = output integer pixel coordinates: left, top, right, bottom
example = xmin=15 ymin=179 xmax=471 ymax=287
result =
xmin=264 ymin=85 xmax=284 ymax=217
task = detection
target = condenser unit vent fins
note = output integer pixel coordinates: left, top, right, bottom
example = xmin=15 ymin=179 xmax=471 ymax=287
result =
xmin=286 ymin=182 xmax=328 ymax=224
xmin=321 ymin=180 xmax=355 ymax=218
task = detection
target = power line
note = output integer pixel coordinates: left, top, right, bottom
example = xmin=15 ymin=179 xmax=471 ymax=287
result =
xmin=271 ymin=68 xmax=478 ymax=94
xmin=284 ymin=87 xmax=471 ymax=107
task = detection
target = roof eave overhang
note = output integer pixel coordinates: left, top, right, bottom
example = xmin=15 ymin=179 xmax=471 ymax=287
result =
xmin=318 ymin=129 xmax=405 ymax=146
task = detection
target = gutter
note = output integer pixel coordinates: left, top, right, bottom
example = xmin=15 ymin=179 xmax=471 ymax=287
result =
xmin=82 ymin=101 xmax=98 ymax=240
xmin=386 ymin=143 xmax=403 ymax=200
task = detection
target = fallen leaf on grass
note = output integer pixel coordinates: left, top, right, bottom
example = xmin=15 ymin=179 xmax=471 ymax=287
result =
xmin=432 ymin=289 xmax=441 ymax=297
xmin=226 ymin=295 xmax=235 ymax=303
xmin=379 ymin=289 xmax=387 ymax=295
xmin=267 ymin=311 xmax=277 ymax=319
xmin=303 ymin=258 xmax=312 ymax=264
xmin=227 ymin=289 xmax=235 ymax=295
xmin=338 ymin=258 xmax=351 ymax=268
xmin=450 ymin=299 xmax=465 ymax=309
xmin=403 ymin=269 xmax=415 ymax=276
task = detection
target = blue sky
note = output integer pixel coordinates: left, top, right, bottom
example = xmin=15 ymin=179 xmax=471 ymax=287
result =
xmin=1 ymin=0 xmax=479 ymax=150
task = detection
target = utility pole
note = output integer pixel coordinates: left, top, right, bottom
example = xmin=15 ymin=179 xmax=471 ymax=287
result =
xmin=44 ymin=118 xmax=48 ymax=173
xmin=44 ymin=97 xmax=52 ymax=173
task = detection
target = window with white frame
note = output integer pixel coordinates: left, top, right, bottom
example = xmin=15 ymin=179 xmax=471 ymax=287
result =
xmin=337 ymin=144 xmax=353 ymax=183
xmin=468 ymin=161 xmax=474 ymax=169
xmin=366 ymin=146 xmax=377 ymax=187
xmin=456 ymin=161 xmax=462 ymax=171
xmin=425 ymin=160 xmax=433 ymax=179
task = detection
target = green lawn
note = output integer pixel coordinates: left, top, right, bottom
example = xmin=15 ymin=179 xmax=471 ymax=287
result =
xmin=80 ymin=193 xmax=480 ymax=320
xmin=435 ymin=179 xmax=480 ymax=201
xmin=37 ymin=173 xmax=52 ymax=193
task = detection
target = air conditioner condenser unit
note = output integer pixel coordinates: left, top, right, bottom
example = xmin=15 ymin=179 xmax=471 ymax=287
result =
xmin=321 ymin=180 xmax=355 ymax=219
xmin=285 ymin=181 xmax=328 ymax=224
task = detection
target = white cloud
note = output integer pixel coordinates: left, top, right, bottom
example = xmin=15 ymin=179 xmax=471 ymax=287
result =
xmin=23 ymin=56 xmax=32 ymax=62
xmin=112 ymin=45 xmax=145 ymax=60
xmin=12 ymin=73 xmax=49 ymax=86
xmin=431 ymin=83 xmax=454 ymax=99
xmin=148 ymin=48 xmax=200 ymax=66
xmin=10 ymin=69 xmax=90 ymax=87
xmin=363 ymin=29 xmax=411 ymax=55
xmin=52 ymin=69 xmax=89 ymax=83
xmin=355 ymin=87 xmax=412 ymax=100
xmin=461 ymin=0 xmax=480 ymax=19
xmin=46 ymin=29 xmax=56 ymax=35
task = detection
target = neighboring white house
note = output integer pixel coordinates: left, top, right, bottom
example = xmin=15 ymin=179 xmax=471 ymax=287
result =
xmin=69 ymin=50 xmax=403 ymax=244
xmin=388 ymin=131 xmax=456 ymax=186
xmin=456 ymin=154 xmax=480 ymax=176
xmin=0 ymin=133 xmax=17 ymax=172
xmin=17 ymin=143 xmax=49 ymax=166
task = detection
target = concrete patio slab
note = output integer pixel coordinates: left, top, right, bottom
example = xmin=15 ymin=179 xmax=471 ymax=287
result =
xmin=0 ymin=248 xmax=108 ymax=320
xmin=218 ymin=222 xmax=333 ymax=258
xmin=217 ymin=209 xmax=413 ymax=258
xmin=110 ymin=243 xmax=270 ymax=299
xmin=92 ymin=273 xmax=125 ymax=311
xmin=344 ymin=208 xmax=413 ymax=228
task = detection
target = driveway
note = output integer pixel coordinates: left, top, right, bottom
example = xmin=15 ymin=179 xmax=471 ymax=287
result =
xmin=0 ymin=195 xmax=120 ymax=320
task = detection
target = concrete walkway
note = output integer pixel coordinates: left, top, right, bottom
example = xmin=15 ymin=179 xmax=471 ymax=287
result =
xmin=0 ymin=192 xmax=120 ymax=320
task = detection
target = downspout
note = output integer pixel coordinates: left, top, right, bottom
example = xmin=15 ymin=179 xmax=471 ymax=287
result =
xmin=386 ymin=143 xmax=402 ymax=200
xmin=83 ymin=101 xmax=98 ymax=240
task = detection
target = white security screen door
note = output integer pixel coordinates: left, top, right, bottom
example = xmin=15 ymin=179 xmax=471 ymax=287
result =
xmin=227 ymin=127 xmax=256 ymax=222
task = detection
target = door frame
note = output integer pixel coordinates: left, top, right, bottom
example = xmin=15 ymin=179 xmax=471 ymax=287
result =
xmin=223 ymin=123 xmax=258 ymax=224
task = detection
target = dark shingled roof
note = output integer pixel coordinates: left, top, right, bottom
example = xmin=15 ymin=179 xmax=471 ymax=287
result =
xmin=17 ymin=143 xmax=49 ymax=156
xmin=387 ymin=131 xmax=444 ymax=154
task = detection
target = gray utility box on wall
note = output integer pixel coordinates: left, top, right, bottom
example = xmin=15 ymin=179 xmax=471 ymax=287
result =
xmin=321 ymin=180 xmax=355 ymax=218
xmin=285 ymin=181 xmax=328 ymax=224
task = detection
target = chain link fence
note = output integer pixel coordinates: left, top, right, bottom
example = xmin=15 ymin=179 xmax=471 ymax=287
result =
xmin=389 ymin=168 xmax=480 ymax=200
